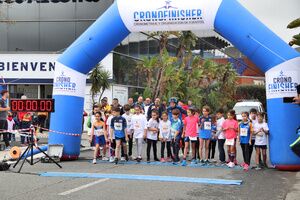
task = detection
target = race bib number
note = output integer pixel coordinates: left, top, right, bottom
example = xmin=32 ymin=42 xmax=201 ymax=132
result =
xmin=114 ymin=122 xmax=123 ymax=131
xmin=162 ymin=125 xmax=169 ymax=133
xmin=204 ymin=122 xmax=211 ymax=130
xmin=95 ymin=129 xmax=104 ymax=136
xmin=134 ymin=122 xmax=141 ymax=129
xmin=225 ymin=139 xmax=235 ymax=146
xmin=240 ymin=128 xmax=248 ymax=137
xmin=189 ymin=137 xmax=198 ymax=141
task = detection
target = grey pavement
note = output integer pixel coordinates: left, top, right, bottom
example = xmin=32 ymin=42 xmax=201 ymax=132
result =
xmin=0 ymin=134 xmax=299 ymax=200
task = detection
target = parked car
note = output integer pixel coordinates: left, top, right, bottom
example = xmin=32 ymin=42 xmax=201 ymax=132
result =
xmin=233 ymin=100 xmax=265 ymax=121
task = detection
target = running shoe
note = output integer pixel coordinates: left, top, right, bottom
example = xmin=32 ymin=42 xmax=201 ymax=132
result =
xmin=102 ymin=157 xmax=109 ymax=161
xmin=160 ymin=158 xmax=166 ymax=163
xmin=204 ymin=159 xmax=210 ymax=165
xmin=255 ymin=165 xmax=262 ymax=170
xmin=227 ymin=162 xmax=235 ymax=168
xmin=181 ymin=160 xmax=187 ymax=166
xmin=109 ymin=157 xmax=115 ymax=163
xmin=166 ymin=157 xmax=172 ymax=162
xmin=191 ymin=159 xmax=197 ymax=164
xmin=120 ymin=157 xmax=125 ymax=161
xmin=92 ymin=159 xmax=97 ymax=164
xmin=154 ymin=158 xmax=159 ymax=162
xmin=114 ymin=158 xmax=119 ymax=165
xmin=243 ymin=164 xmax=249 ymax=171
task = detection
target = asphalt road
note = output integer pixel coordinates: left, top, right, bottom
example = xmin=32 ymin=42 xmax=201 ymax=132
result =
xmin=0 ymin=136 xmax=299 ymax=200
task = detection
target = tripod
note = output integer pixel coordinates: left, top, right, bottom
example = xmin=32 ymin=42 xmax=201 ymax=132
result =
xmin=13 ymin=125 xmax=62 ymax=173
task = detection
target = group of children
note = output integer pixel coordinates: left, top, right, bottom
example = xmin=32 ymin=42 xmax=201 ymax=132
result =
xmin=89 ymin=103 xmax=269 ymax=171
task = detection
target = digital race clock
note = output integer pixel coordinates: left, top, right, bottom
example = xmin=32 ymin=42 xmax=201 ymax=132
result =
xmin=10 ymin=99 xmax=55 ymax=112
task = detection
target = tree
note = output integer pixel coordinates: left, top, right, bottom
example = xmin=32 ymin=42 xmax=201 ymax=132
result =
xmin=287 ymin=18 xmax=300 ymax=46
xmin=88 ymin=63 xmax=111 ymax=104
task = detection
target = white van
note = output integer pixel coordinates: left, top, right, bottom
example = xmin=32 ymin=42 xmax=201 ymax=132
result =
xmin=233 ymin=100 xmax=265 ymax=121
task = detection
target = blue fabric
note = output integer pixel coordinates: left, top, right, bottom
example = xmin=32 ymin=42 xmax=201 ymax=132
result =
xmin=239 ymin=122 xmax=251 ymax=144
xmin=110 ymin=116 xmax=127 ymax=138
xmin=171 ymin=119 xmax=182 ymax=139
xmin=198 ymin=116 xmax=212 ymax=139
xmin=214 ymin=0 xmax=299 ymax=72
xmin=95 ymin=135 xmax=106 ymax=145
xmin=167 ymin=106 xmax=187 ymax=121
xmin=40 ymin=172 xmax=243 ymax=185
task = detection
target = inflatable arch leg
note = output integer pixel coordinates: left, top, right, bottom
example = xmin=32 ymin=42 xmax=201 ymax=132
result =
xmin=49 ymin=0 xmax=300 ymax=170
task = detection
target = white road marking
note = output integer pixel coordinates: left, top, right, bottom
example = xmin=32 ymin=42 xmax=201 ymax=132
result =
xmin=58 ymin=178 xmax=110 ymax=196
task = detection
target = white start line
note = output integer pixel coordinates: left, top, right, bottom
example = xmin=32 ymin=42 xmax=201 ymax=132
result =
xmin=58 ymin=178 xmax=110 ymax=196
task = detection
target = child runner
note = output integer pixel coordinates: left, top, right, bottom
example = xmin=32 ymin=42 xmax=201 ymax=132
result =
xmin=208 ymin=115 xmax=217 ymax=163
xmin=131 ymin=105 xmax=147 ymax=162
xmin=90 ymin=112 xmax=108 ymax=164
xmin=182 ymin=108 xmax=199 ymax=166
xmin=216 ymin=109 xmax=226 ymax=164
xmin=106 ymin=110 xmax=115 ymax=163
xmin=253 ymin=112 xmax=269 ymax=170
xmin=170 ymin=109 xmax=182 ymax=163
xmin=7 ymin=112 xmax=16 ymax=142
xmin=110 ymin=107 xmax=128 ymax=164
xmin=159 ymin=111 xmax=172 ymax=162
xmin=222 ymin=110 xmax=239 ymax=168
xmin=122 ymin=104 xmax=133 ymax=160
xmin=238 ymin=112 xmax=253 ymax=171
xmin=198 ymin=106 xmax=212 ymax=165
xmin=146 ymin=110 xmax=160 ymax=163
xmin=249 ymin=108 xmax=258 ymax=164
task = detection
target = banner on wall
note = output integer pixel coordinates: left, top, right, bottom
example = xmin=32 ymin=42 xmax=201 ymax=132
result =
xmin=117 ymin=0 xmax=222 ymax=32
xmin=112 ymin=85 xmax=128 ymax=106
xmin=0 ymin=53 xmax=113 ymax=79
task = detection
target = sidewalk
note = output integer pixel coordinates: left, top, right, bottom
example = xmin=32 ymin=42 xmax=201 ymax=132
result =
xmin=286 ymin=172 xmax=300 ymax=200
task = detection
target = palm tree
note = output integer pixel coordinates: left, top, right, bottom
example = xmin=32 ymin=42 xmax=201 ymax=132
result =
xmin=88 ymin=63 xmax=111 ymax=104
xmin=287 ymin=18 xmax=300 ymax=46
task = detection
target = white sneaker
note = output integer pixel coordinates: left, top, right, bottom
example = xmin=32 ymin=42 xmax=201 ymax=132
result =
xmin=228 ymin=162 xmax=235 ymax=168
xmin=121 ymin=157 xmax=125 ymax=161
xmin=100 ymin=147 xmax=103 ymax=150
xmin=109 ymin=157 xmax=115 ymax=163
xmin=92 ymin=159 xmax=97 ymax=164
xmin=210 ymin=159 xmax=217 ymax=163
xmin=102 ymin=157 xmax=109 ymax=161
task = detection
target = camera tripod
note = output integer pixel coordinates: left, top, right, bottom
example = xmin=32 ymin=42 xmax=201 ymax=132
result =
xmin=13 ymin=125 xmax=62 ymax=173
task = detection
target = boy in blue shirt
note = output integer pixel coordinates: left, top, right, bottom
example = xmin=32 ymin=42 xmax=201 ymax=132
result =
xmin=110 ymin=107 xmax=128 ymax=164
xmin=170 ymin=109 xmax=182 ymax=163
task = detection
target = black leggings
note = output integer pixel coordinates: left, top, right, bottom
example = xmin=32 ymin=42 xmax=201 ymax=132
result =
xmin=128 ymin=135 xmax=133 ymax=156
xmin=208 ymin=140 xmax=217 ymax=159
xmin=218 ymin=139 xmax=226 ymax=162
xmin=147 ymin=139 xmax=158 ymax=160
xmin=240 ymin=143 xmax=250 ymax=165
xmin=249 ymin=139 xmax=255 ymax=164
xmin=161 ymin=141 xmax=172 ymax=158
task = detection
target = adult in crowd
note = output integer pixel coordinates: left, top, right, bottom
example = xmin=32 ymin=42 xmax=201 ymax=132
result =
xmin=147 ymin=98 xmax=165 ymax=120
xmin=100 ymin=97 xmax=111 ymax=113
xmin=127 ymin=98 xmax=135 ymax=109
xmin=144 ymin=97 xmax=152 ymax=119
xmin=111 ymin=98 xmax=124 ymax=115
xmin=134 ymin=96 xmax=145 ymax=112
xmin=0 ymin=90 xmax=10 ymax=150
xmin=188 ymin=100 xmax=193 ymax=108
xmin=178 ymin=100 xmax=189 ymax=120
xmin=37 ymin=111 xmax=48 ymax=133
xmin=166 ymin=97 xmax=187 ymax=121
xmin=161 ymin=100 xmax=167 ymax=111
xmin=17 ymin=95 xmax=33 ymax=146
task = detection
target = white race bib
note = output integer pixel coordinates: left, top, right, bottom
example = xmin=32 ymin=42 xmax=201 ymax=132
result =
xmin=114 ymin=122 xmax=123 ymax=131
xmin=189 ymin=137 xmax=198 ymax=141
xmin=225 ymin=139 xmax=235 ymax=146
xmin=95 ymin=129 xmax=104 ymax=136
xmin=134 ymin=122 xmax=141 ymax=129
xmin=240 ymin=128 xmax=248 ymax=137
xmin=204 ymin=121 xmax=211 ymax=130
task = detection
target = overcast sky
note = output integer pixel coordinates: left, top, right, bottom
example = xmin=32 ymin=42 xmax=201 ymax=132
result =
xmin=238 ymin=0 xmax=300 ymax=43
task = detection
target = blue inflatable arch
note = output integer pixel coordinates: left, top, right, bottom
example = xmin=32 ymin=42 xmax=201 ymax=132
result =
xmin=50 ymin=0 xmax=300 ymax=170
